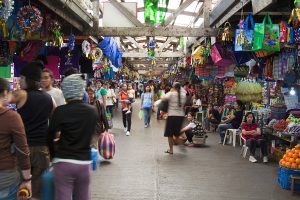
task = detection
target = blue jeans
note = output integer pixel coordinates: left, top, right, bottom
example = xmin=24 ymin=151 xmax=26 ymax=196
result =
xmin=143 ymin=108 xmax=152 ymax=125
xmin=0 ymin=171 xmax=19 ymax=200
xmin=217 ymin=123 xmax=233 ymax=141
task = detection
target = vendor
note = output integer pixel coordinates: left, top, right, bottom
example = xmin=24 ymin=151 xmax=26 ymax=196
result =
xmin=217 ymin=100 xmax=244 ymax=144
xmin=241 ymin=112 xmax=268 ymax=163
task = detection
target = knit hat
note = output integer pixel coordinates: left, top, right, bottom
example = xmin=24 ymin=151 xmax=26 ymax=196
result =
xmin=61 ymin=74 xmax=86 ymax=101
xmin=20 ymin=62 xmax=44 ymax=81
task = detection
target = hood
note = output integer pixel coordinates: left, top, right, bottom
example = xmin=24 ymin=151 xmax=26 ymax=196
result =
xmin=0 ymin=107 xmax=10 ymax=116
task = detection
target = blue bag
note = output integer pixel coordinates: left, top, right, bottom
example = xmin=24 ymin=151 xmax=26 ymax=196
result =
xmin=234 ymin=14 xmax=254 ymax=51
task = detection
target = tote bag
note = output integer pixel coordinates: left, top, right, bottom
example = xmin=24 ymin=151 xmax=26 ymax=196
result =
xmin=253 ymin=15 xmax=280 ymax=52
xmin=211 ymin=43 xmax=235 ymax=67
xmin=234 ymin=15 xmax=254 ymax=51
xmin=98 ymin=131 xmax=115 ymax=159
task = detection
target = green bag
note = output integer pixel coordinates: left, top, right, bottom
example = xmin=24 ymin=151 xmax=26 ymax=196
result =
xmin=253 ymin=15 xmax=280 ymax=52
xmin=0 ymin=65 xmax=11 ymax=78
xmin=138 ymin=109 xmax=144 ymax=120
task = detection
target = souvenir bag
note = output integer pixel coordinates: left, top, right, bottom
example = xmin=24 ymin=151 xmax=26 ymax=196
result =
xmin=235 ymin=14 xmax=254 ymax=51
xmin=98 ymin=131 xmax=115 ymax=159
xmin=253 ymin=15 xmax=280 ymax=52
xmin=288 ymin=8 xmax=300 ymax=44
xmin=280 ymin=21 xmax=288 ymax=43
xmin=210 ymin=43 xmax=235 ymax=67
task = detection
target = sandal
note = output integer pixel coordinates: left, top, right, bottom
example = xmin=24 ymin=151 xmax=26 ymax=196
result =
xmin=164 ymin=150 xmax=173 ymax=154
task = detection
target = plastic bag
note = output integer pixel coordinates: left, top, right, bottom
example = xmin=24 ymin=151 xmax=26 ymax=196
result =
xmin=138 ymin=109 xmax=143 ymax=120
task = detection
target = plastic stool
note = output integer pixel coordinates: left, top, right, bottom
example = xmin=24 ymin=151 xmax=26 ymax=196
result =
xmin=223 ymin=129 xmax=241 ymax=147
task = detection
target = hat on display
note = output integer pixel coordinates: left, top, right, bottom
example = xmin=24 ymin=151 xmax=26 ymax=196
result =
xmin=20 ymin=62 xmax=44 ymax=81
xmin=62 ymin=74 xmax=86 ymax=101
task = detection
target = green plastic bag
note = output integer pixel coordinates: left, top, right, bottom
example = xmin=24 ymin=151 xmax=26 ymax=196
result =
xmin=138 ymin=110 xmax=144 ymax=120
xmin=0 ymin=65 xmax=11 ymax=78
xmin=253 ymin=15 xmax=280 ymax=52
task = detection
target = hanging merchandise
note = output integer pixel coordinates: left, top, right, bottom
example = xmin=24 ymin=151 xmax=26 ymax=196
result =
xmin=0 ymin=0 xmax=14 ymax=38
xmin=220 ymin=22 xmax=232 ymax=44
xmin=82 ymin=40 xmax=91 ymax=57
xmin=210 ymin=43 xmax=235 ymax=67
xmin=235 ymin=14 xmax=254 ymax=51
xmin=288 ymin=8 xmax=300 ymax=44
xmin=234 ymin=65 xmax=249 ymax=77
xmin=68 ymin=34 xmax=75 ymax=53
xmin=235 ymin=80 xmax=263 ymax=103
xmin=17 ymin=5 xmax=43 ymax=39
xmin=279 ymin=21 xmax=295 ymax=45
xmin=144 ymin=0 xmax=169 ymax=25
xmin=253 ymin=14 xmax=280 ymax=52
xmin=49 ymin=21 xmax=63 ymax=47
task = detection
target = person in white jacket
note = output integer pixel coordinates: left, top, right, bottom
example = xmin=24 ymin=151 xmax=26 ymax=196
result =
xmin=104 ymin=82 xmax=116 ymax=117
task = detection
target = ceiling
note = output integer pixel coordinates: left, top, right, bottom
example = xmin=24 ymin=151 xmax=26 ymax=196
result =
xmin=98 ymin=0 xmax=221 ymax=75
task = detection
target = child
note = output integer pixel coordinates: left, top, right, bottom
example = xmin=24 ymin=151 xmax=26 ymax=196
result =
xmin=123 ymin=83 xmax=135 ymax=114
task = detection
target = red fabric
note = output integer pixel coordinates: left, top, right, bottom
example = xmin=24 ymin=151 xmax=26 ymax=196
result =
xmin=45 ymin=56 xmax=60 ymax=79
xmin=241 ymin=123 xmax=261 ymax=139
xmin=98 ymin=131 xmax=115 ymax=159
xmin=119 ymin=91 xmax=128 ymax=109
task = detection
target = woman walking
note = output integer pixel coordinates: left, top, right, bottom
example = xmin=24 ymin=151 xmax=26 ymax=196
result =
xmin=141 ymin=85 xmax=154 ymax=128
xmin=104 ymin=82 xmax=116 ymax=117
xmin=0 ymin=78 xmax=32 ymax=200
xmin=48 ymin=74 xmax=98 ymax=200
xmin=119 ymin=83 xmax=132 ymax=136
xmin=161 ymin=82 xmax=186 ymax=154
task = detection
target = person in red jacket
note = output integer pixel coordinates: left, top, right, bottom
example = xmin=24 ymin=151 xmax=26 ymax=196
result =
xmin=241 ymin=112 xmax=268 ymax=163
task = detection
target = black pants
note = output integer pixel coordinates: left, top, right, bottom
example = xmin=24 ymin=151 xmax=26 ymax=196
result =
xmin=122 ymin=110 xmax=132 ymax=132
xmin=157 ymin=107 xmax=161 ymax=119
xmin=246 ymin=138 xmax=268 ymax=156
xmin=106 ymin=105 xmax=114 ymax=117
xmin=185 ymin=130 xmax=194 ymax=143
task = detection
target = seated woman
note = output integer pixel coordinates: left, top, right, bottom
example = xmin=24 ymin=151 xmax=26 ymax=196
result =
xmin=241 ymin=112 xmax=268 ymax=163
xmin=217 ymin=100 xmax=244 ymax=144
xmin=174 ymin=112 xmax=203 ymax=147
xmin=204 ymin=103 xmax=221 ymax=131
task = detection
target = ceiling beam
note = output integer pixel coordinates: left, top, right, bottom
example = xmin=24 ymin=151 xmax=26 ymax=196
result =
xmin=137 ymin=7 xmax=198 ymax=17
xmin=163 ymin=0 xmax=197 ymax=26
xmin=127 ymin=60 xmax=175 ymax=65
xmin=215 ymin=0 xmax=250 ymax=28
xmin=122 ymin=51 xmax=184 ymax=58
xmin=157 ymin=37 xmax=177 ymax=52
xmin=203 ymin=0 xmax=212 ymax=28
xmin=126 ymin=37 xmax=145 ymax=50
xmin=234 ymin=11 xmax=291 ymax=16
xmin=93 ymin=27 xmax=218 ymax=37
xmin=109 ymin=0 xmax=144 ymax=27
xmin=209 ymin=0 xmax=239 ymax=27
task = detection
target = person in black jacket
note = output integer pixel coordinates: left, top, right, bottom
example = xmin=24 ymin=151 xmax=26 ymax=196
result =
xmin=48 ymin=74 xmax=97 ymax=200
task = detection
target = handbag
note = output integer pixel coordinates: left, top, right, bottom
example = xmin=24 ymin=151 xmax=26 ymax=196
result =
xmin=253 ymin=14 xmax=280 ymax=52
xmin=98 ymin=131 xmax=115 ymax=159
xmin=210 ymin=43 xmax=235 ymax=67
xmin=235 ymin=14 xmax=254 ymax=51
xmin=158 ymin=100 xmax=169 ymax=113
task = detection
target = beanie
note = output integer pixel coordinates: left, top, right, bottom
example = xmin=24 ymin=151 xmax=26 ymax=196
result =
xmin=62 ymin=74 xmax=86 ymax=101
xmin=20 ymin=62 xmax=44 ymax=81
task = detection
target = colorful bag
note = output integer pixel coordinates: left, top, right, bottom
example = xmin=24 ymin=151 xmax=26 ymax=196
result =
xmin=98 ymin=131 xmax=115 ymax=159
xmin=280 ymin=21 xmax=288 ymax=43
xmin=210 ymin=43 xmax=235 ymax=67
xmin=106 ymin=112 xmax=113 ymax=129
xmin=234 ymin=14 xmax=254 ymax=51
xmin=253 ymin=15 xmax=280 ymax=52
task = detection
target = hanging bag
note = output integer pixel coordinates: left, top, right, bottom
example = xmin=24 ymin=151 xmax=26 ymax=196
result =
xmin=98 ymin=131 xmax=115 ymax=159
xmin=253 ymin=14 xmax=280 ymax=52
xmin=235 ymin=14 xmax=255 ymax=51
xmin=210 ymin=43 xmax=235 ymax=67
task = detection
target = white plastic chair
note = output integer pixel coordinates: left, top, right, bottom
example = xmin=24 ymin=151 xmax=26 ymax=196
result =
xmin=223 ymin=129 xmax=242 ymax=147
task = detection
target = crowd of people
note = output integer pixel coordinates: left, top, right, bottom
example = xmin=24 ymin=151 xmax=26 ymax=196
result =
xmin=0 ymin=62 xmax=268 ymax=200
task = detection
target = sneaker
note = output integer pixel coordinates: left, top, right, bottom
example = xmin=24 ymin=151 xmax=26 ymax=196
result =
xmin=124 ymin=127 xmax=127 ymax=132
xmin=249 ymin=156 xmax=257 ymax=163
xmin=126 ymin=110 xmax=131 ymax=114
xmin=122 ymin=108 xmax=128 ymax=111
xmin=263 ymin=156 xmax=268 ymax=163
xmin=126 ymin=131 xmax=130 ymax=136
xmin=218 ymin=140 xmax=223 ymax=144
xmin=144 ymin=124 xmax=148 ymax=128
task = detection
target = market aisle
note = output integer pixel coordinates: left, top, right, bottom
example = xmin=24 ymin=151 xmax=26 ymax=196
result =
xmin=91 ymin=101 xmax=299 ymax=200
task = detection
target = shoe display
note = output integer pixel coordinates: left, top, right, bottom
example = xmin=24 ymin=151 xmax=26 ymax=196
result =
xmin=249 ymin=156 xmax=257 ymax=163
xmin=263 ymin=156 xmax=268 ymax=163
xmin=126 ymin=131 xmax=130 ymax=136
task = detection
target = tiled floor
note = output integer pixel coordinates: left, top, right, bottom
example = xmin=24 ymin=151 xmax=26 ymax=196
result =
xmin=91 ymin=102 xmax=300 ymax=200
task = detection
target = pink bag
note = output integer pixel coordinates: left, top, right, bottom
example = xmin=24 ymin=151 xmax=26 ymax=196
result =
xmin=98 ymin=131 xmax=115 ymax=159
xmin=210 ymin=43 xmax=235 ymax=67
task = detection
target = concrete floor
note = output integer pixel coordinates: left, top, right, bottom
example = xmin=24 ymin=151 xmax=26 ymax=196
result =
xmin=91 ymin=102 xmax=300 ymax=200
